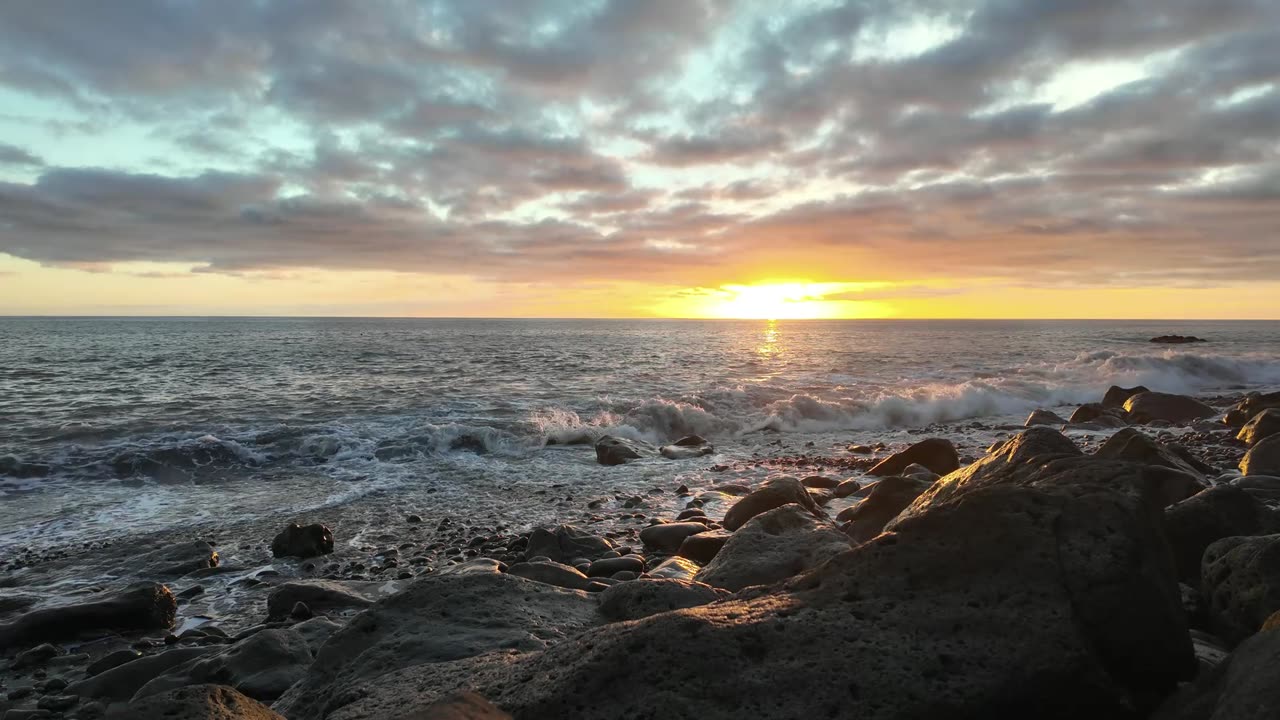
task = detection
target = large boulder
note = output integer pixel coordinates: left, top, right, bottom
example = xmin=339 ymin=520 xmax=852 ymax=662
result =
xmin=0 ymin=582 xmax=176 ymax=647
xmin=1152 ymin=626 xmax=1280 ymax=720
xmin=1202 ymin=534 xmax=1280 ymax=644
xmin=1239 ymin=409 xmax=1280 ymax=446
xmin=273 ymin=572 xmax=598 ymax=720
xmin=1241 ymin=435 xmax=1280 ymax=477
xmin=317 ymin=427 xmax=1195 ymax=720
xmin=136 ymin=627 xmax=316 ymax=702
xmin=594 ymin=435 xmax=650 ymax=466
xmin=271 ymin=523 xmax=334 ymax=559
xmin=1164 ymin=485 xmax=1280 ymax=585
xmin=1093 ymin=428 xmax=1206 ymax=505
xmin=867 ymin=437 xmax=959 ymax=477
xmin=837 ymin=475 xmax=934 ymax=543
xmin=523 ymin=525 xmax=614 ymax=564
xmin=721 ymin=476 xmax=825 ymax=531
xmin=105 ymin=684 xmax=283 ymax=720
xmin=135 ymin=540 xmax=220 ymax=578
xmin=694 ymin=504 xmax=851 ymax=591
xmin=597 ymin=579 xmax=725 ymax=622
xmin=1103 ymin=385 xmax=1151 ymax=409
xmin=1123 ymin=392 xmax=1216 ymax=425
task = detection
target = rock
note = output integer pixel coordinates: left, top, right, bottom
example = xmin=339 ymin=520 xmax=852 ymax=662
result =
xmin=899 ymin=463 xmax=939 ymax=481
xmin=839 ymin=476 xmax=934 ymax=543
xmin=404 ymin=691 xmax=512 ymax=720
xmin=135 ymin=540 xmax=220 ymax=578
xmin=660 ymin=443 xmax=714 ymax=460
xmin=507 ymin=561 xmax=592 ymax=591
xmin=69 ymin=647 xmax=217 ymax=701
xmin=1093 ymin=428 xmax=1207 ymax=505
xmin=846 ymin=444 xmax=872 ymax=454
xmin=266 ymin=580 xmax=375 ymax=621
xmin=1203 ymin=534 xmax=1280 ymax=644
xmin=677 ymin=530 xmax=731 ymax=564
xmin=694 ymin=504 xmax=852 ymax=592
xmin=673 ymin=435 xmax=709 ymax=447
xmin=594 ymin=435 xmax=650 ymax=466
xmin=1241 ymin=435 xmax=1280 ymax=477
xmin=1024 ymin=409 xmax=1068 ymax=427
xmin=866 ymin=437 xmax=959 ymax=477
xmin=270 ymin=523 xmax=334 ymax=559
xmin=1225 ymin=392 xmax=1280 ymax=428
xmin=585 ymin=556 xmax=644 ymax=578
xmin=435 ymin=558 xmax=506 ymax=576
xmin=106 ymin=684 xmax=284 ymax=720
xmin=321 ymin=428 xmax=1195 ymax=720
xmin=13 ymin=643 xmax=59 ymax=669
xmin=1164 ymin=485 xmax=1280 ymax=586
xmin=801 ymin=475 xmax=839 ymax=489
xmin=288 ymin=616 xmax=344 ymax=656
xmin=1151 ymin=624 xmax=1280 ymax=720
xmin=1232 ymin=475 xmax=1280 ymax=501
xmin=36 ymin=695 xmax=78 ymax=712
xmin=597 ymin=579 xmax=726 ymax=622
xmin=1150 ymin=335 xmax=1206 ymax=344
xmin=0 ymin=583 xmax=176 ymax=648
xmin=644 ymin=556 xmax=700 ymax=581
xmin=273 ymin=573 xmax=597 ymax=720
xmin=523 ymin=525 xmax=614 ymax=564
xmin=721 ymin=476 xmax=825 ymax=531
xmin=638 ymin=522 xmax=708 ymax=553
xmin=1124 ymin=391 xmax=1217 ymax=425
xmin=289 ymin=602 xmax=312 ymax=620
xmin=135 ymin=627 xmax=316 ymax=703
xmin=1103 ymin=385 xmax=1151 ymax=409
xmin=833 ymin=479 xmax=861 ymax=498
xmin=1239 ymin=409 xmax=1280 ymax=446
xmin=1069 ymin=403 xmax=1110 ymax=424
xmin=86 ymin=649 xmax=143 ymax=677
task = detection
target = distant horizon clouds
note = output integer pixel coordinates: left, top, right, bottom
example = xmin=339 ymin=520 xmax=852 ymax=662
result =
xmin=0 ymin=0 xmax=1277 ymax=317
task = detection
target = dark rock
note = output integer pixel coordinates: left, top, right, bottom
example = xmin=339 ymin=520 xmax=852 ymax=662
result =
xmin=407 ymin=514 xmax=423 ymax=523
xmin=136 ymin=540 xmax=219 ymax=578
xmin=1233 ymin=475 xmax=1280 ymax=501
xmin=106 ymin=684 xmax=284 ymax=720
xmin=1124 ymin=391 xmax=1217 ymax=425
xmin=507 ymin=561 xmax=591 ymax=591
xmin=1093 ymin=428 xmax=1206 ymax=506
xmin=800 ymin=475 xmax=839 ymax=489
xmin=1241 ymin=435 xmax=1280 ymax=477
xmin=833 ymin=479 xmax=861 ymax=498
xmin=270 ymin=523 xmax=334 ymax=559
xmin=694 ymin=504 xmax=851 ymax=591
xmin=1152 ymin=624 xmax=1280 ymax=720
xmin=1103 ymin=385 xmax=1151 ymax=409
xmin=638 ymin=522 xmax=708 ymax=553
xmin=523 ymin=525 xmax=614 ymax=564
xmin=676 ymin=530 xmax=730 ymax=564
xmin=135 ymin=627 xmax=316 ymax=702
xmin=86 ymin=649 xmax=143 ymax=677
xmin=866 ymin=437 xmax=959 ymax=477
xmin=1202 ymin=534 xmax=1280 ymax=644
xmin=839 ymin=476 xmax=934 ymax=543
xmin=597 ymin=579 xmax=726 ymax=622
xmin=721 ymin=476 xmax=825 ymax=531
xmin=13 ymin=643 xmax=60 ymax=669
xmin=0 ymin=583 xmax=176 ymax=648
xmin=1150 ymin=335 xmax=1206 ymax=344
xmin=594 ymin=435 xmax=650 ymax=466
xmin=266 ymin=580 xmax=375 ymax=621
xmin=1025 ymin=409 xmax=1068 ymax=427
xmin=1069 ymin=403 xmax=1119 ymax=424
xmin=36 ymin=695 xmax=78 ymax=712
xmin=1225 ymin=392 xmax=1280 ymax=428
xmin=272 ymin=573 xmax=597 ymax=720
xmin=673 ymin=435 xmax=709 ymax=447
xmin=289 ymin=601 xmax=312 ymax=620
xmin=585 ymin=556 xmax=644 ymax=578
xmin=1239 ymin=409 xmax=1280 ymax=446
xmin=69 ymin=647 xmax=216 ymax=701
xmin=1165 ymin=485 xmax=1280 ymax=586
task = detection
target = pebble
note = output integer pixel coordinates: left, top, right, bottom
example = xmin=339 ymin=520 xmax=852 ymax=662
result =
xmin=37 ymin=695 xmax=80 ymax=712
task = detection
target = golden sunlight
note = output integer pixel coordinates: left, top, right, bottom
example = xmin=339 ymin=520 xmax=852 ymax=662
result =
xmin=657 ymin=282 xmax=894 ymax=319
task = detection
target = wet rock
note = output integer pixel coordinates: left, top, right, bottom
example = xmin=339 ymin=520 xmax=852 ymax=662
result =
xmin=85 ymin=649 xmax=143 ymax=677
xmin=1241 ymin=435 xmax=1280 ymax=477
xmin=507 ymin=561 xmax=592 ymax=591
xmin=270 ymin=523 xmax=334 ymax=559
xmin=523 ymin=525 xmax=614 ymax=564
xmin=1124 ymin=392 xmax=1217 ymax=425
xmin=435 ymin=558 xmax=506 ymax=576
xmin=1103 ymin=385 xmax=1151 ymax=409
xmin=833 ymin=479 xmax=861 ymax=498
xmin=289 ymin=616 xmax=343 ymax=655
xmin=585 ymin=556 xmax=644 ymax=578
xmin=644 ymin=556 xmax=700 ymax=581
xmin=0 ymin=582 xmax=176 ymax=648
xmin=1225 ymin=392 xmax=1280 ymax=428
xmin=694 ymin=504 xmax=852 ymax=591
xmin=867 ymin=437 xmax=959 ymax=477
xmin=597 ymin=579 xmax=726 ymax=622
xmin=594 ymin=435 xmax=651 ymax=466
xmin=673 ymin=435 xmax=709 ymax=447
xmin=1025 ymin=409 xmax=1068 ymax=427
xmin=800 ymin=475 xmax=839 ymax=489
xmin=638 ymin=522 xmax=708 ymax=553
xmin=1238 ymin=409 xmax=1280 ymax=446
xmin=69 ymin=647 xmax=217 ymax=701
xmin=135 ymin=540 xmax=220 ymax=578
xmin=1203 ymin=534 xmax=1280 ymax=644
xmin=1069 ymin=403 xmax=1111 ymax=424
xmin=838 ymin=475 xmax=934 ymax=543
xmin=1164 ymin=485 xmax=1280 ymax=585
xmin=1152 ymin=625 xmax=1280 ymax=720
xmin=273 ymin=573 xmax=597 ymax=720
xmin=721 ymin=476 xmax=825 ymax=531
xmin=660 ymin=444 xmax=714 ymax=460
xmin=106 ymin=684 xmax=284 ymax=720
xmin=36 ymin=695 xmax=78 ymax=712
xmin=136 ymin=627 xmax=316 ymax=703
xmin=266 ymin=580 xmax=375 ymax=621
xmin=677 ymin=530 xmax=730 ymax=564
xmin=1232 ymin=475 xmax=1280 ymax=501
xmin=1150 ymin=335 xmax=1206 ymax=344
xmin=13 ymin=643 xmax=59 ymax=669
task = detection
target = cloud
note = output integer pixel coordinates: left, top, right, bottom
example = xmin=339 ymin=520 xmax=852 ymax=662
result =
xmin=0 ymin=143 xmax=43 ymax=167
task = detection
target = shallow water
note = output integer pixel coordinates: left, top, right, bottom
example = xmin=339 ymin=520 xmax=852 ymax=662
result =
xmin=3 ymin=317 xmax=1279 ymax=555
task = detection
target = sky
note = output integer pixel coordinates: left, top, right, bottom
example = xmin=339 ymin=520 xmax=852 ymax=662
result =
xmin=0 ymin=0 xmax=1277 ymax=319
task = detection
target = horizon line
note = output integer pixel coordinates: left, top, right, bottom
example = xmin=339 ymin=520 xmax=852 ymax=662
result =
xmin=1 ymin=315 xmax=1277 ymax=322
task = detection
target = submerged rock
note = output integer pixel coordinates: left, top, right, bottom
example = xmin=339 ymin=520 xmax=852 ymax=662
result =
xmin=1124 ymin=392 xmax=1217 ymax=425
xmin=1241 ymin=436 xmax=1280 ymax=477
xmin=694 ymin=504 xmax=851 ymax=591
xmin=0 ymin=582 xmax=176 ymax=648
xmin=1150 ymin=335 xmax=1207 ymax=344
xmin=597 ymin=579 xmax=725 ymax=622
xmin=594 ymin=435 xmax=650 ymax=466
xmin=270 ymin=523 xmax=334 ymax=559
xmin=135 ymin=540 xmax=220 ymax=578
xmin=659 ymin=444 xmax=714 ymax=460
xmin=721 ymin=476 xmax=825 ymax=531
xmin=1239 ymin=410 xmax=1280 ymax=447
xmin=866 ymin=437 xmax=959 ymax=477
xmin=106 ymin=684 xmax=283 ymax=720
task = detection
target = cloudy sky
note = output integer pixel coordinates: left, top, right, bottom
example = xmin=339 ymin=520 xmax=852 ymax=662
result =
xmin=0 ymin=0 xmax=1277 ymax=317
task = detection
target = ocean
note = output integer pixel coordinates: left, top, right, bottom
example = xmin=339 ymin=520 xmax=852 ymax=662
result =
xmin=3 ymin=317 xmax=1279 ymax=559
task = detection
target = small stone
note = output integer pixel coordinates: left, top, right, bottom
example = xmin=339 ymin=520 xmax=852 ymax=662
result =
xmin=407 ymin=514 xmax=423 ymax=523
xmin=37 ymin=695 xmax=80 ymax=712
xmin=41 ymin=678 xmax=68 ymax=693
xmin=14 ymin=643 xmax=59 ymax=669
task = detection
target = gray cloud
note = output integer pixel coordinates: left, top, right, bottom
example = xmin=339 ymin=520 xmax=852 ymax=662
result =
xmin=0 ymin=143 xmax=43 ymax=167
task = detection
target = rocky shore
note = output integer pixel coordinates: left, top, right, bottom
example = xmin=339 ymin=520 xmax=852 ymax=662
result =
xmin=4 ymin=387 xmax=1280 ymax=719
